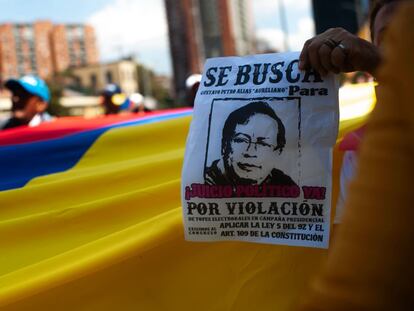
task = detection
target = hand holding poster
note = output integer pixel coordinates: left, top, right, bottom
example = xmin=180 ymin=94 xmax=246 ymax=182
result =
xmin=182 ymin=52 xmax=339 ymax=248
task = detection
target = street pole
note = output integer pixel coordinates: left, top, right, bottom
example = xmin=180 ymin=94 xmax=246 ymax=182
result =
xmin=278 ymin=0 xmax=290 ymax=51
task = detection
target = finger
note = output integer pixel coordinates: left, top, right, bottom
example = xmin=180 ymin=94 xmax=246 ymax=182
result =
xmin=330 ymin=31 xmax=358 ymax=69
xmin=331 ymin=46 xmax=347 ymax=71
xmin=308 ymin=40 xmax=326 ymax=75
xmin=337 ymin=42 xmax=350 ymax=59
xmin=318 ymin=44 xmax=339 ymax=74
xmin=329 ymin=27 xmax=349 ymax=43
xmin=299 ymin=39 xmax=312 ymax=70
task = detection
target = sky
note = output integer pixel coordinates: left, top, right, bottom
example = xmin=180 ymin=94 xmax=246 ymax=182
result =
xmin=0 ymin=0 xmax=314 ymax=76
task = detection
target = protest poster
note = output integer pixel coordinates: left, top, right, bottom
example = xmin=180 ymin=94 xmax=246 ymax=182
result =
xmin=181 ymin=52 xmax=339 ymax=248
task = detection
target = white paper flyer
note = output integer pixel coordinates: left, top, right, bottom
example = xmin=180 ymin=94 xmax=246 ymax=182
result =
xmin=181 ymin=52 xmax=339 ymax=248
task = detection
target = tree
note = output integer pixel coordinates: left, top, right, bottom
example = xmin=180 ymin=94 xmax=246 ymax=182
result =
xmin=137 ymin=64 xmax=174 ymax=109
xmin=45 ymin=77 xmax=69 ymax=117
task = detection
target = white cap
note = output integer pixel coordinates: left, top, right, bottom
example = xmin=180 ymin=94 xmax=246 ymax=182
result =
xmin=143 ymin=97 xmax=157 ymax=110
xmin=185 ymin=74 xmax=202 ymax=89
xmin=129 ymin=93 xmax=144 ymax=105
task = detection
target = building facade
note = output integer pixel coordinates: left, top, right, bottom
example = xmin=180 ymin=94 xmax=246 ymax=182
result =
xmin=0 ymin=21 xmax=98 ymax=83
xmin=165 ymin=0 xmax=255 ymax=105
xmin=51 ymin=24 xmax=99 ymax=73
xmin=71 ymin=60 xmax=139 ymax=96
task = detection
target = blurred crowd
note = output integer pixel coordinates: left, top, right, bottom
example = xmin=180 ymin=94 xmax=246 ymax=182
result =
xmin=0 ymin=76 xmax=160 ymax=130
xmin=0 ymin=71 xmax=201 ymax=131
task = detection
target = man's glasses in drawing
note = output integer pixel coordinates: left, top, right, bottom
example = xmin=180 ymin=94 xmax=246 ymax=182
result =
xmin=231 ymin=133 xmax=281 ymax=152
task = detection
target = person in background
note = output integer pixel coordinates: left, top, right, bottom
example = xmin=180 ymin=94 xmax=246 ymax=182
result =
xmin=298 ymin=2 xmax=414 ymax=310
xmin=100 ymin=84 xmax=131 ymax=115
xmin=0 ymin=75 xmax=51 ymax=130
xmin=128 ymin=93 xmax=145 ymax=114
xmin=299 ymin=0 xmax=408 ymax=223
xmin=129 ymin=93 xmax=156 ymax=114
xmin=185 ymin=74 xmax=201 ymax=107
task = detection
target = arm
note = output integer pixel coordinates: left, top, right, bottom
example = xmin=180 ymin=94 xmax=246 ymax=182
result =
xmin=298 ymin=5 xmax=414 ymax=310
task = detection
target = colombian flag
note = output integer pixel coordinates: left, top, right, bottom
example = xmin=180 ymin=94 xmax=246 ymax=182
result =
xmin=0 ymin=83 xmax=375 ymax=311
